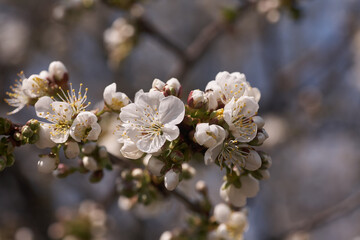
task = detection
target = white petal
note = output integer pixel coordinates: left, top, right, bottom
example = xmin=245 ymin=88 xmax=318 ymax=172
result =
xmin=70 ymin=112 xmax=99 ymax=142
xmin=35 ymin=96 xmax=54 ymax=118
xmin=119 ymin=103 xmax=143 ymax=123
xmin=103 ymin=83 xmax=116 ymax=105
xmin=228 ymin=185 xmax=247 ymax=207
xmin=136 ymin=134 xmax=166 ymax=153
xmin=121 ymin=140 xmax=143 ymax=159
xmin=136 ymin=91 xmax=164 ymax=110
xmin=239 ymin=175 xmax=259 ymax=198
xmin=159 ymin=96 xmax=185 ymax=125
xmin=164 ymin=169 xmax=179 ymax=191
xmin=87 ymin=122 xmax=102 ymax=141
xmin=35 ymin=123 xmax=56 ymax=149
xmin=51 ymin=101 xmax=74 ymax=122
xmin=244 ymin=150 xmax=262 ymax=171
xmin=162 ymin=124 xmax=179 ymax=141
xmin=50 ymin=129 xmax=70 ymax=144
xmin=213 ymin=203 xmax=231 ymax=223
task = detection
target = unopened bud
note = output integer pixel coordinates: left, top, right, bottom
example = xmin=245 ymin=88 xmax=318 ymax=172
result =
xmin=160 ymin=231 xmax=173 ymax=240
xmin=164 ymin=78 xmax=181 ymax=97
xmin=38 ymin=155 xmax=58 ymax=173
xmin=98 ymin=146 xmax=108 ymax=158
xmin=244 ymin=150 xmax=262 ymax=171
xmin=258 ymin=151 xmax=272 ymax=168
xmin=13 ymin=132 xmax=22 ymax=142
xmin=252 ymin=116 xmax=265 ymax=129
xmin=170 ymin=150 xmax=184 ymax=163
xmin=213 ymin=203 xmax=231 ymax=223
xmin=21 ymin=125 xmax=33 ymax=138
xmin=0 ymin=118 xmax=12 ymax=135
xmin=82 ymin=156 xmax=99 ymax=171
xmin=54 ymin=163 xmax=69 ymax=178
xmin=187 ymin=90 xmax=207 ymax=109
xmin=82 ymin=142 xmax=97 ymax=155
xmin=64 ymin=141 xmax=80 ymax=159
xmin=6 ymin=154 xmax=15 ymax=167
xmin=164 ymin=169 xmax=180 ymax=191
xmin=182 ymin=163 xmax=196 ymax=179
xmin=195 ymin=180 xmax=207 ymax=194
xmin=49 ymin=61 xmax=68 ymax=82
xmin=152 ymin=78 xmax=165 ymax=91
xmin=27 ymin=119 xmax=40 ymax=131
xmin=144 ymin=154 xmax=164 ymax=176
xmin=131 ymin=168 xmax=143 ymax=179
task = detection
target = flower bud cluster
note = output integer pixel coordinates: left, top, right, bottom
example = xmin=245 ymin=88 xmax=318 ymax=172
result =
xmin=208 ymin=203 xmax=248 ymax=240
xmin=48 ymin=200 xmax=108 ymax=240
xmin=116 ymin=168 xmax=158 ymax=206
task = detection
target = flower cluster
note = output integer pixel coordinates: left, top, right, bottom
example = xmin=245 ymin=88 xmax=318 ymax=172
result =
xmin=2 ymin=63 xmax=271 ymax=239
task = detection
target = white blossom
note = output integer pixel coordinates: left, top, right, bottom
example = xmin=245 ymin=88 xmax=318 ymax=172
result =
xmin=214 ymin=203 xmax=231 ymax=223
xmin=37 ymin=155 xmax=58 ymax=173
xmin=48 ymin=61 xmax=68 ymax=81
xmin=194 ymin=123 xmax=227 ymax=165
xmin=119 ymin=91 xmax=185 ymax=154
xmin=103 ymin=83 xmax=130 ymax=111
xmin=151 ymin=78 xmax=165 ymax=91
xmin=224 ymin=96 xmax=259 ymax=142
xmin=214 ymin=71 xmax=248 ymax=104
xmin=70 ymin=112 xmax=101 ymax=142
xmin=22 ymin=74 xmax=49 ymax=99
xmin=164 ymin=78 xmax=181 ymax=96
xmin=82 ymin=156 xmax=99 ymax=171
xmin=82 ymin=142 xmax=97 ymax=155
xmin=5 ymin=76 xmax=31 ymax=115
xmin=64 ymin=141 xmax=80 ymax=159
xmin=164 ymin=169 xmax=179 ymax=191
xmin=35 ymin=84 xmax=96 ymax=143
xmin=220 ymin=175 xmax=260 ymax=207
xmin=187 ymin=89 xmax=207 ymax=109
xmin=98 ymin=146 xmax=108 ymax=158
xmin=159 ymin=231 xmax=173 ymax=240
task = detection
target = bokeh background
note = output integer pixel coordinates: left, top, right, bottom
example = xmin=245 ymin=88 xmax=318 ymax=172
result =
xmin=1 ymin=0 xmax=360 ymax=239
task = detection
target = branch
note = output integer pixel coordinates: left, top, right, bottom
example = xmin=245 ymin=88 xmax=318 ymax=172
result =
xmin=273 ymin=189 xmax=360 ymax=240
xmin=171 ymin=2 xmax=253 ymax=80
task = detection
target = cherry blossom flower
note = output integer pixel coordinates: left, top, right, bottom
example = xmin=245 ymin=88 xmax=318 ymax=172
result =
xmin=5 ymin=78 xmax=30 ymax=115
xmin=194 ymin=123 xmax=227 ymax=165
xmin=223 ymin=96 xmax=259 ymax=142
xmin=70 ymin=112 xmax=101 ymax=142
xmin=22 ymin=74 xmax=49 ymax=99
xmin=119 ymin=90 xmax=185 ymax=154
xmin=35 ymin=84 xmax=99 ymax=143
xmin=103 ymin=83 xmax=130 ymax=111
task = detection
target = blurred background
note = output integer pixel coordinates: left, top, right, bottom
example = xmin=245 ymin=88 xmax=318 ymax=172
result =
xmin=1 ymin=0 xmax=360 ymax=239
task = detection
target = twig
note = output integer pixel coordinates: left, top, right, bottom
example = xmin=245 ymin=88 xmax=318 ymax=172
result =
xmin=273 ymin=189 xmax=360 ymax=240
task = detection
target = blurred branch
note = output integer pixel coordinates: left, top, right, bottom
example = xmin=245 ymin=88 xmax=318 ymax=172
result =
xmin=172 ymin=2 xmax=253 ymax=80
xmin=273 ymin=189 xmax=360 ymax=239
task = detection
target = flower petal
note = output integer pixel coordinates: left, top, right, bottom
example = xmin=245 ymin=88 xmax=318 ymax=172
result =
xmin=159 ymin=96 xmax=185 ymax=125
xmin=103 ymin=83 xmax=116 ymax=105
xmin=50 ymin=128 xmax=69 ymax=143
xmin=35 ymin=123 xmax=56 ymax=149
xmin=136 ymin=134 xmax=166 ymax=153
xmin=51 ymin=101 xmax=74 ymax=122
xmin=35 ymin=96 xmax=54 ymax=118
xmin=162 ymin=124 xmax=179 ymax=141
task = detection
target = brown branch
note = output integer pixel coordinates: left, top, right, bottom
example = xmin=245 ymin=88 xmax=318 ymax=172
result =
xmin=172 ymin=2 xmax=253 ymax=80
xmin=273 ymin=189 xmax=360 ymax=240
